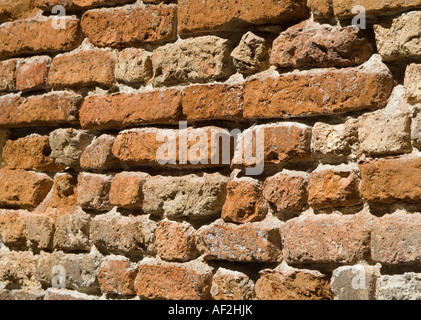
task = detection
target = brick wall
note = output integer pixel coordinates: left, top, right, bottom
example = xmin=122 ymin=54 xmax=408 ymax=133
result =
xmin=0 ymin=0 xmax=421 ymax=301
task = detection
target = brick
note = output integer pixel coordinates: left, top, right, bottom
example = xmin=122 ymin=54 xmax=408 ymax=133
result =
xmin=376 ymin=273 xmax=421 ymax=300
xmin=0 ymin=169 xmax=53 ymax=209
xmin=308 ymin=169 xmax=361 ymax=209
xmin=0 ymin=130 xmax=10 ymax=168
xmin=211 ymin=268 xmax=255 ymax=300
xmin=151 ymin=36 xmax=234 ymax=86
xmin=155 ymin=221 xmax=199 ymax=262
xmin=360 ymin=158 xmax=421 ymax=203
xmin=35 ymin=250 xmax=103 ymax=294
xmin=112 ymin=127 xmax=232 ymax=168
xmin=49 ymin=129 xmax=95 ymax=168
xmin=311 ymin=119 xmax=358 ymax=162
xmin=0 ymin=17 xmax=81 ymax=58
xmin=332 ymin=0 xmax=421 ymax=18
xmin=0 ymin=0 xmax=37 ymax=22
xmin=271 ymin=20 xmax=372 ymax=69
xmin=0 ymin=59 xmax=17 ymax=92
xmin=330 ymin=264 xmax=381 ymax=300
xmin=109 ymin=172 xmax=148 ymax=209
xmin=0 ymin=210 xmax=28 ymax=248
xmin=16 ymin=56 xmax=51 ymax=92
xmin=115 ymin=48 xmax=152 ymax=84
xmin=80 ymin=90 xmax=182 ymax=130
xmin=44 ymin=288 xmax=97 ymax=300
xmin=142 ymin=173 xmax=228 ymax=219
xmin=243 ymin=56 xmax=394 ymax=119
xmin=404 ymin=63 xmax=421 ymax=103
xmin=280 ymin=212 xmax=373 ymax=264
xmin=98 ymin=258 xmax=137 ymax=296
xmin=81 ymin=5 xmax=176 ymax=47
xmin=197 ymin=218 xmax=282 ymax=262
xmin=182 ymin=84 xmax=243 ymax=121
xmin=233 ymin=123 xmax=311 ymax=169
xmin=77 ymin=173 xmax=112 ymax=211
xmin=307 ymin=0 xmax=333 ymax=20
xmin=90 ymin=210 xmax=156 ymax=258
xmin=0 ymin=289 xmax=44 ymax=300
xmin=35 ymin=0 xmax=135 ymax=11
xmin=371 ymin=212 xmax=421 ymax=264
xmin=3 ymin=135 xmax=64 ymax=171
xmin=221 ymin=178 xmax=268 ymax=224
xmin=0 ymin=251 xmax=38 ymax=288
xmin=374 ymin=11 xmax=421 ymax=61
xmin=26 ymin=214 xmax=55 ymax=250
xmin=262 ymin=173 xmax=307 ymax=216
xmin=0 ymin=92 xmax=82 ymax=128
xmin=80 ymin=134 xmax=119 ymax=170
xmin=178 ymin=0 xmax=308 ymax=33
xmin=48 ymin=50 xmax=116 ymax=88
xmin=255 ymin=263 xmax=332 ymax=300
xmin=135 ymin=259 xmax=213 ymax=300
xmin=412 ymin=109 xmax=421 ymax=148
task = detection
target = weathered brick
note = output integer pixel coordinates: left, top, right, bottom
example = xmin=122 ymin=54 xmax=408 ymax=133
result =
xmin=44 ymin=288 xmax=97 ymax=300
xmin=222 ymin=178 xmax=268 ymax=224
xmin=0 ymin=0 xmax=38 ymax=22
xmin=77 ymin=173 xmax=113 ymax=211
xmin=0 ymin=130 xmax=10 ymax=168
xmin=374 ymin=11 xmax=421 ymax=61
xmin=80 ymin=134 xmax=119 ymax=170
xmin=271 ymin=20 xmax=372 ymax=69
xmin=135 ymin=259 xmax=213 ymax=300
xmin=197 ymin=218 xmax=282 ymax=262
xmin=178 ymin=0 xmax=309 ymax=33
xmin=330 ymin=264 xmax=381 ymax=300
xmin=151 ymin=36 xmax=234 ymax=86
xmin=404 ymin=63 xmax=421 ymax=103
xmin=0 ymin=169 xmax=53 ymax=209
xmin=35 ymin=0 xmax=135 ymax=11
xmin=48 ymin=50 xmax=116 ymax=88
xmin=307 ymin=0 xmax=333 ymax=20
xmin=115 ymin=48 xmax=152 ymax=84
xmin=360 ymin=158 xmax=421 ymax=203
xmin=376 ymin=273 xmax=421 ymax=300
xmin=142 ymin=173 xmax=228 ymax=219
xmin=0 ymin=288 xmax=44 ymax=300
xmin=255 ymin=263 xmax=332 ymax=300
xmin=263 ymin=173 xmax=307 ymax=216
xmin=26 ymin=214 xmax=55 ymax=250
xmin=112 ymin=127 xmax=232 ymax=168
xmin=308 ymin=169 xmax=361 ymax=209
xmin=0 ymin=251 xmax=38 ymax=288
xmin=49 ymin=129 xmax=95 ymax=168
xmin=81 ymin=5 xmax=177 ymax=47
xmin=280 ymin=212 xmax=373 ymax=264
xmin=332 ymin=0 xmax=421 ymax=18
xmin=0 ymin=17 xmax=81 ymax=58
xmin=80 ymin=90 xmax=182 ymax=130
xmin=0 ymin=59 xmax=17 ymax=92
xmin=412 ymin=109 xmax=421 ymax=149
xmin=16 ymin=56 xmax=51 ymax=92
xmin=182 ymin=84 xmax=243 ymax=121
xmin=243 ymin=56 xmax=394 ymax=119
xmin=3 ymin=135 xmax=64 ymax=171
xmin=211 ymin=268 xmax=255 ymax=300
xmin=90 ymin=210 xmax=156 ymax=258
xmin=0 ymin=92 xmax=81 ymax=128
xmin=0 ymin=210 xmax=28 ymax=248
xmin=98 ymin=257 xmax=137 ymax=296
xmin=109 ymin=172 xmax=148 ymax=209
xmin=371 ymin=212 xmax=421 ymax=264
xmin=155 ymin=221 xmax=199 ymax=262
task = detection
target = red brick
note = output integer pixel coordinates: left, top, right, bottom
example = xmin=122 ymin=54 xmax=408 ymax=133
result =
xmin=0 ymin=17 xmax=81 ymax=58
xmin=135 ymin=261 xmax=213 ymax=300
xmin=182 ymin=84 xmax=243 ymax=121
xmin=0 ymin=92 xmax=81 ymax=128
xmin=35 ymin=0 xmax=135 ymax=11
xmin=332 ymin=0 xmax=421 ymax=18
xmin=44 ymin=289 xmax=96 ymax=300
xmin=3 ymin=135 xmax=64 ymax=171
xmin=48 ymin=50 xmax=116 ymax=88
xmin=81 ymin=5 xmax=177 ymax=47
xmin=0 ymin=210 xmax=28 ymax=248
xmin=0 ymin=59 xmax=17 ymax=92
xmin=98 ymin=259 xmax=137 ymax=296
xmin=80 ymin=134 xmax=119 ymax=170
xmin=308 ymin=169 xmax=361 ymax=209
xmin=178 ymin=0 xmax=308 ymax=33
xmin=80 ymin=90 xmax=182 ymax=130
xmin=280 ymin=212 xmax=373 ymax=264
xmin=243 ymin=60 xmax=394 ymax=119
xmin=109 ymin=172 xmax=148 ymax=209
xmin=360 ymin=158 xmax=421 ymax=203
xmin=0 ymin=0 xmax=38 ymax=22
xmin=16 ymin=56 xmax=51 ymax=92
xmin=0 ymin=168 xmax=53 ymax=209
xmin=77 ymin=173 xmax=112 ymax=211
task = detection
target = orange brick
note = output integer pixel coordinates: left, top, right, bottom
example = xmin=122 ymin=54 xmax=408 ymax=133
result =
xmin=16 ymin=56 xmax=51 ymax=91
